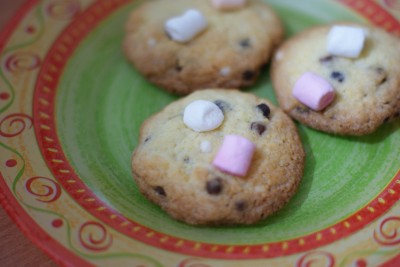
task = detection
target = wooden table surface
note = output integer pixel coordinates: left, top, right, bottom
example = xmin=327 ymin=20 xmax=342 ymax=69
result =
xmin=0 ymin=1 xmax=57 ymax=266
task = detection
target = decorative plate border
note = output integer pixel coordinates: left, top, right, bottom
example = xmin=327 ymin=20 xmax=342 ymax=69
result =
xmin=32 ymin=0 xmax=400 ymax=260
xmin=0 ymin=1 xmax=94 ymax=265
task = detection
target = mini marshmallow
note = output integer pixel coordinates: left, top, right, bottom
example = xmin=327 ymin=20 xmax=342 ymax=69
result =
xmin=165 ymin=9 xmax=208 ymax=43
xmin=200 ymin=140 xmax=212 ymax=153
xmin=327 ymin=25 xmax=366 ymax=58
xmin=210 ymin=0 xmax=247 ymax=10
xmin=219 ymin=67 xmax=231 ymax=76
xmin=212 ymin=135 xmax=256 ymax=177
xmin=292 ymin=72 xmax=336 ymax=111
xmin=183 ymin=100 xmax=224 ymax=132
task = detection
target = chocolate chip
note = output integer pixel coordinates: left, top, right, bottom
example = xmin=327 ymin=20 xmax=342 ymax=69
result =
xmin=295 ymin=106 xmax=310 ymax=114
xmin=319 ymin=55 xmax=335 ymax=64
xmin=214 ymin=100 xmax=230 ymax=113
xmin=331 ymin=71 xmax=345 ymax=83
xmin=256 ymin=103 xmax=270 ymax=118
xmin=206 ymin=178 xmax=223 ymax=195
xmin=153 ymin=186 xmax=166 ymax=197
xmin=242 ymin=70 xmax=255 ymax=81
xmin=175 ymin=65 xmax=182 ymax=72
xmin=384 ymin=116 xmax=390 ymax=123
xmin=250 ymin=122 xmax=266 ymax=135
xmin=239 ymin=38 xmax=251 ymax=48
xmin=235 ymin=200 xmax=247 ymax=211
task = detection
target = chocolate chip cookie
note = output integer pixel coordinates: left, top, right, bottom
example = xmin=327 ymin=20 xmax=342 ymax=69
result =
xmin=123 ymin=0 xmax=283 ymax=94
xmin=131 ymin=89 xmax=304 ymax=225
xmin=271 ymin=23 xmax=400 ymax=135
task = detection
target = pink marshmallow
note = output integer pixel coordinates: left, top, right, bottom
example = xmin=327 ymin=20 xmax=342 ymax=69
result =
xmin=292 ymin=72 xmax=336 ymax=111
xmin=212 ymin=135 xmax=256 ymax=177
xmin=210 ymin=0 xmax=247 ymax=10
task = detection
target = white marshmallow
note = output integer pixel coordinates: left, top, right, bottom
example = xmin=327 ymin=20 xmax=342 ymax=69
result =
xmin=200 ymin=140 xmax=212 ymax=153
xmin=183 ymin=100 xmax=224 ymax=132
xmin=165 ymin=9 xmax=208 ymax=43
xmin=219 ymin=67 xmax=231 ymax=76
xmin=210 ymin=0 xmax=247 ymax=10
xmin=327 ymin=25 xmax=366 ymax=58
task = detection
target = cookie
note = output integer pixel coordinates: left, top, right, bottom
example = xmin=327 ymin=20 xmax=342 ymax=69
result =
xmin=271 ymin=23 xmax=400 ymax=135
xmin=123 ymin=0 xmax=283 ymax=95
xmin=131 ymin=89 xmax=305 ymax=225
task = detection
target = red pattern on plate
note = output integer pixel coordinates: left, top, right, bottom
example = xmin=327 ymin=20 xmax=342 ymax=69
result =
xmin=0 ymin=176 xmax=94 ymax=267
xmin=78 ymin=221 xmax=113 ymax=252
xmin=45 ymin=0 xmax=81 ymax=20
xmin=338 ymin=0 xmax=400 ymax=35
xmin=295 ymin=251 xmax=335 ymax=267
xmin=0 ymin=113 xmax=33 ymax=138
xmin=0 ymin=92 xmax=10 ymax=100
xmin=25 ymin=176 xmax=62 ymax=203
xmin=31 ymin=0 xmax=400 ymax=260
xmin=373 ymin=216 xmax=400 ymax=246
xmin=178 ymin=258 xmax=212 ymax=267
xmin=4 ymin=51 xmax=41 ymax=72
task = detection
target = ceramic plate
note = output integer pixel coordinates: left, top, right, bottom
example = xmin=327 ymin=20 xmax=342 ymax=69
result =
xmin=1 ymin=0 xmax=400 ymax=266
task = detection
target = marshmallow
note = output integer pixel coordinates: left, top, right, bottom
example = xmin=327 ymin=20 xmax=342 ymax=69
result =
xmin=200 ymin=140 xmax=212 ymax=153
xmin=219 ymin=67 xmax=231 ymax=76
xmin=165 ymin=9 xmax=208 ymax=43
xmin=212 ymin=135 xmax=256 ymax=177
xmin=210 ymin=0 xmax=247 ymax=10
xmin=292 ymin=72 xmax=336 ymax=111
xmin=327 ymin=25 xmax=366 ymax=58
xmin=183 ymin=100 xmax=224 ymax=132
